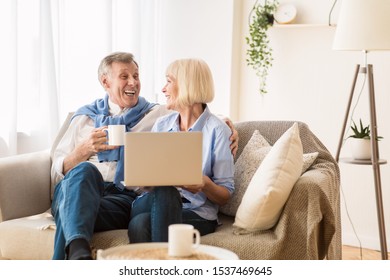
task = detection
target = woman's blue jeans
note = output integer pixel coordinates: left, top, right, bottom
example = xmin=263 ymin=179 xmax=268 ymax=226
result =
xmin=128 ymin=187 xmax=218 ymax=243
xmin=51 ymin=162 xmax=137 ymax=259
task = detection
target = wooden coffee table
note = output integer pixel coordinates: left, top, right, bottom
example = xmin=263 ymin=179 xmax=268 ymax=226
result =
xmin=97 ymin=242 xmax=239 ymax=260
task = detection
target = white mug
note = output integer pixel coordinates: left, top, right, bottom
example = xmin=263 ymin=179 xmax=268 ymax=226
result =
xmin=168 ymin=224 xmax=200 ymax=257
xmin=103 ymin=125 xmax=125 ymax=146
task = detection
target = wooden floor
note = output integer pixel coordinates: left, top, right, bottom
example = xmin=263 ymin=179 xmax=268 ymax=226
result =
xmin=342 ymin=245 xmax=390 ymax=260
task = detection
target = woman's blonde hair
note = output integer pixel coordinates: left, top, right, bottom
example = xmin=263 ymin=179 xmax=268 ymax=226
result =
xmin=165 ymin=58 xmax=214 ymax=108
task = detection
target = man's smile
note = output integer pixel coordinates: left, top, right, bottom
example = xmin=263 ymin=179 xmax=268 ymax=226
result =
xmin=125 ymin=90 xmax=136 ymax=96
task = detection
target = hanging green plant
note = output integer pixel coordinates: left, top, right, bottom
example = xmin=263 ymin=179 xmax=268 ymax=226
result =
xmin=246 ymin=0 xmax=279 ymax=94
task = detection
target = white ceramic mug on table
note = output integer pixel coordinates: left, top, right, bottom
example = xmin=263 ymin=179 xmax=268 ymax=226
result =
xmin=168 ymin=224 xmax=200 ymax=257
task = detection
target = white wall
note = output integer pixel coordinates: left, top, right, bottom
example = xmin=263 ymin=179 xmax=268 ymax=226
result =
xmin=237 ymin=0 xmax=390 ymax=251
xmin=156 ymin=0 xmax=235 ymax=118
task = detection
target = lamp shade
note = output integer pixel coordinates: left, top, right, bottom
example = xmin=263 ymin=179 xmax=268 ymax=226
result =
xmin=333 ymin=0 xmax=390 ymax=51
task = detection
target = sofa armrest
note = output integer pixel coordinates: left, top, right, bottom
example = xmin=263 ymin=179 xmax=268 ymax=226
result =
xmin=0 ymin=150 xmax=51 ymax=222
xmin=277 ymin=163 xmax=341 ymax=259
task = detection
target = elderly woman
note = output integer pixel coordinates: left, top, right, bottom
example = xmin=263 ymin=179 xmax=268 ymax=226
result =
xmin=128 ymin=58 xmax=235 ymax=242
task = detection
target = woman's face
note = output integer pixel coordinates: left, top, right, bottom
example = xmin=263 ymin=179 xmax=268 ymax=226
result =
xmin=162 ymin=74 xmax=179 ymax=110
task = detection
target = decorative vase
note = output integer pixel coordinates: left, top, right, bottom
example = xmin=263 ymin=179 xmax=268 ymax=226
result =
xmin=350 ymin=138 xmax=371 ymax=160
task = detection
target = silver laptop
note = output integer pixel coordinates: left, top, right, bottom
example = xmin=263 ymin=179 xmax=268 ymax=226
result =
xmin=123 ymin=132 xmax=203 ymax=187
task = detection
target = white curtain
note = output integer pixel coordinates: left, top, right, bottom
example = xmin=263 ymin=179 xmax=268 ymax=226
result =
xmin=1 ymin=0 xmax=18 ymax=156
xmin=0 ymin=0 xmax=159 ymax=158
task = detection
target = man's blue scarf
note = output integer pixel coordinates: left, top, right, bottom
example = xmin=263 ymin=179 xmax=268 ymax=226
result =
xmin=72 ymin=94 xmax=156 ymax=188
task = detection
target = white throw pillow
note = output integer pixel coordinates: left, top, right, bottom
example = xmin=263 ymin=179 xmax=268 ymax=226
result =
xmin=233 ymin=123 xmax=303 ymax=233
xmin=219 ymin=129 xmax=318 ymax=217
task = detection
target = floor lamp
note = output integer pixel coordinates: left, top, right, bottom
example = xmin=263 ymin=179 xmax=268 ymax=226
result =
xmin=333 ymin=0 xmax=390 ymax=260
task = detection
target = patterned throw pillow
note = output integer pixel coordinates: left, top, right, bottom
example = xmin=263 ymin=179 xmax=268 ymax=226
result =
xmin=220 ymin=130 xmax=271 ymax=217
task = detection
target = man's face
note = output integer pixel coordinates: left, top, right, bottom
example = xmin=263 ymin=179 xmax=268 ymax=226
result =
xmin=102 ymin=61 xmax=141 ymax=109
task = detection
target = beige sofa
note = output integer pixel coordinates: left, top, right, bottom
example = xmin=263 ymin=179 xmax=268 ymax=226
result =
xmin=0 ymin=115 xmax=341 ymax=260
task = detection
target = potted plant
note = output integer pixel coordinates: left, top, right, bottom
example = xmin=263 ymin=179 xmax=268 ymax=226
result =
xmin=348 ymin=119 xmax=382 ymax=160
xmin=246 ymin=0 xmax=279 ymax=94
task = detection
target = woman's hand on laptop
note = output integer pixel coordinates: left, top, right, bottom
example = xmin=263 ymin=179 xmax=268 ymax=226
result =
xmin=181 ymin=175 xmax=208 ymax=193
xmin=182 ymin=176 xmax=230 ymax=206
xmin=181 ymin=182 xmax=204 ymax=194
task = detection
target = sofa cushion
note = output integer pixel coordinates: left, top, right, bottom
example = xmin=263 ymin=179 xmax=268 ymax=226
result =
xmin=0 ymin=211 xmax=129 ymax=260
xmin=233 ymin=123 xmax=303 ymax=233
xmin=0 ymin=211 xmax=55 ymax=259
xmin=220 ymin=129 xmax=318 ymax=217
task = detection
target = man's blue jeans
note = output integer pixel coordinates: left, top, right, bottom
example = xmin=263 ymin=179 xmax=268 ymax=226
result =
xmin=128 ymin=187 xmax=218 ymax=243
xmin=51 ymin=162 xmax=137 ymax=259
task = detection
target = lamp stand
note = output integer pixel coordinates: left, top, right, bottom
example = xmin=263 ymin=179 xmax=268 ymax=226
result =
xmin=335 ymin=64 xmax=388 ymax=260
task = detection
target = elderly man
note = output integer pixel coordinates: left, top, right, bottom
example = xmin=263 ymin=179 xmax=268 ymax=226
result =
xmin=51 ymin=52 xmax=238 ymax=260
